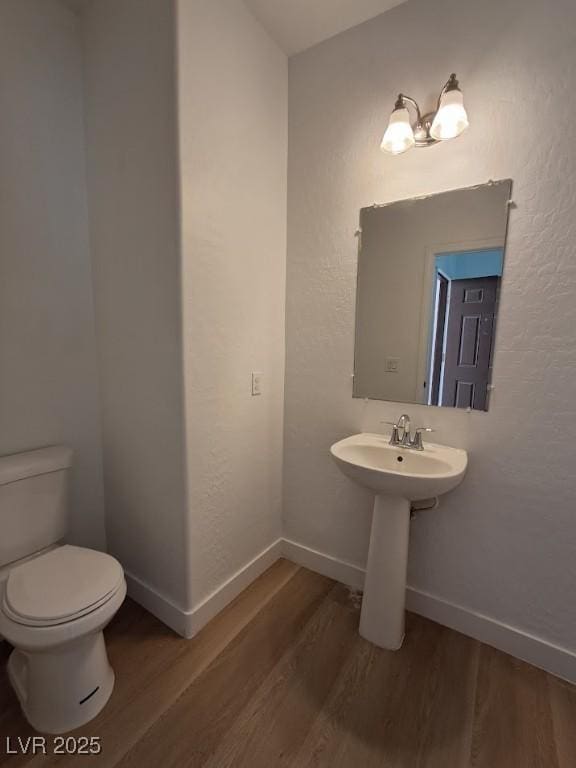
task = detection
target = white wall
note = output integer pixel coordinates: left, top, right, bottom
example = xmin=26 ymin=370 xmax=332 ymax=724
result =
xmin=177 ymin=0 xmax=287 ymax=608
xmin=82 ymin=0 xmax=191 ymax=610
xmin=285 ymin=0 xmax=576 ymax=654
xmin=0 ymin=0 xmax=105 ymax=549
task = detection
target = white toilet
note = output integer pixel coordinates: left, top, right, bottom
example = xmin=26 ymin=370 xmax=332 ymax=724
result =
xmin=0 ymin=446 xmax=126 ymax=734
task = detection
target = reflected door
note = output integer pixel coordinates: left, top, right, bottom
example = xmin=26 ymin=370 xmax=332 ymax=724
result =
xmin=441 ymin=276 xmax=498 ymax=410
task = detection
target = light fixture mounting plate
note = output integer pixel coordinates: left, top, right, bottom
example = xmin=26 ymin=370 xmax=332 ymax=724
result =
xmin=413 ymin=112 xmax=439 ymax=148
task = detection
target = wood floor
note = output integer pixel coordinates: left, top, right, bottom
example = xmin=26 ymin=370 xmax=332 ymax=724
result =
xmin=1 ymin=559 xmax=576 ymax=767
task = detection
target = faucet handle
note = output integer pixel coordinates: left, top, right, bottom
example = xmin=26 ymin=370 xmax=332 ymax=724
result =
xmin=410 ymin=427 xmax=434 ymax=451
xmin=380 ymin=421 xmax=400 ymax=446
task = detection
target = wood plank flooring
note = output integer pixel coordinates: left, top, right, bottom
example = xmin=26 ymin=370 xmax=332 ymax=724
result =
xmin=1 ymin=559 xmax=575 ymax=768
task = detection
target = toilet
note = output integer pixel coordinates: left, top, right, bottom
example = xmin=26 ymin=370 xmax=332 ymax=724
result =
xmin=0 ymin=446 xmax=126 ymax=734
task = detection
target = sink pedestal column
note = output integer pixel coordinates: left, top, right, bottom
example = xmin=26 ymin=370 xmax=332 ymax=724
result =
xmin=359 ymin=495 xmax=410 ymax=650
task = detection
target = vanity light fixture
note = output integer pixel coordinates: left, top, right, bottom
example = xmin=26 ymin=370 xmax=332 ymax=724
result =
xmin=381 ymin=73 xmax=469 ymax=155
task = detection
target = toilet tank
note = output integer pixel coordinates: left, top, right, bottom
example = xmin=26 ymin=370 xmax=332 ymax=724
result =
xmin=0 ymin=446 xmax=73 ymax=568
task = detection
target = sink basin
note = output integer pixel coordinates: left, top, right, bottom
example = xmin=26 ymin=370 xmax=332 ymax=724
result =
xmin=330 ymin=433 xmax=467 ymax=500
xmin=330 ymin=431 xmax=468 ymax=652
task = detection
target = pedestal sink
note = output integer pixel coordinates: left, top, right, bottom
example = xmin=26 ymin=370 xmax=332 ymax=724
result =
xmin=330 ymin=433 xmax=467 ymax=650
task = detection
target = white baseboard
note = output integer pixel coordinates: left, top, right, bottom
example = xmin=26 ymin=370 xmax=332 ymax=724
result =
xmin=125 ymin=571 xmax=190 ymax=637
xmin=281 ymin=538 xmax=576 ymax=684
xmin=185 ymin=538 xmax=283 ymax=637
xmin=126 ymin=535 xmax=576 ymax=684
xmin=281 ymin=538 xmax=365 ymax=590
xmin=126 ymin=538 xmax=283 ymax=639
xmin=406 ymin=587 xmax=576 ymax=684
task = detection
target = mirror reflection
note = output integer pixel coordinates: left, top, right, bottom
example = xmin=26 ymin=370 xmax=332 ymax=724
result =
xmin=353 ymin=181 xmax=512 ymax=411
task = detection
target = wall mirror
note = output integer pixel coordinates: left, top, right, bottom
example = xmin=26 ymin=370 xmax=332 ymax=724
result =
xmin=354 ymin=180 xmax=512 ymax=411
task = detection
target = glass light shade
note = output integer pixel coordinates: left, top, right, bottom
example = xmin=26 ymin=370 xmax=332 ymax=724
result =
xmin=380 ymin=107 xmax=415 ymax=155
xmin=430 ymin=89 xmax=469 ymax=140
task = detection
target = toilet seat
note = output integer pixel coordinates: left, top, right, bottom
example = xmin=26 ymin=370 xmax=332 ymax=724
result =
xmin=3 ymin=545 xmax=124 ymax=627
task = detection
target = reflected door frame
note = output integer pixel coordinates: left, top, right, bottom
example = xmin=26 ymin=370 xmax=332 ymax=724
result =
xmin=429 ymin=272 xmax=449 ymax=406
xmin=417 ymin=237 xmax=505 ymax=406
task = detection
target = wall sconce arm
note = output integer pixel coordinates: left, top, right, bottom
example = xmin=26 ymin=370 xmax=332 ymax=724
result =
xmin=436 ymin=73 xmax=460 ymax=110
xmin=396 ymin=94 xmax=423 ymax=126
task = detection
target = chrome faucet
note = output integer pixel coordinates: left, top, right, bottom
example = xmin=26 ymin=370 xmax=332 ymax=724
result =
xmin=396 ymin=414 xmax=411 ymax=446
xmin=381 ymin=413 xmax=433 ymax=451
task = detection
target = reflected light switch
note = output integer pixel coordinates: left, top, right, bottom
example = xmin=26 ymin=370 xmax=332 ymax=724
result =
xmin=385 ymin=357 xmax=400 ymax=373
xmin=251 ymin=372 xmax=263 ymax=396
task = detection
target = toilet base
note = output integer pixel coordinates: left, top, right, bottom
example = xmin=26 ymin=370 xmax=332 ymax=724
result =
xmin=8 ymin=630 xmax=115 ymax=734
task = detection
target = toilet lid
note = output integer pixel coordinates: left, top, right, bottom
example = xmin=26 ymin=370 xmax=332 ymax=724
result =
xmin=4 ymin=545 xmax=124 ymax=625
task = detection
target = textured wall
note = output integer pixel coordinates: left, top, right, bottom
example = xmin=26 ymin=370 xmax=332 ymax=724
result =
xmin=0 ymin=0 xmax=105 ymax=549
xmin=177 ymin=0 xmax=287 ymax=605
xmin=285 ymin=0 xmax=576 ymax=650
xmin=82 ymin=0 xmax=191 ymax=608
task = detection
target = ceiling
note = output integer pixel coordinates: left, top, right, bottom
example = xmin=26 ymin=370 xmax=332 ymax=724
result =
xmin=243 ymin=0 xmax=408 ymax=56
xmin=61 ymin=0 xmax=409 ymax=57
